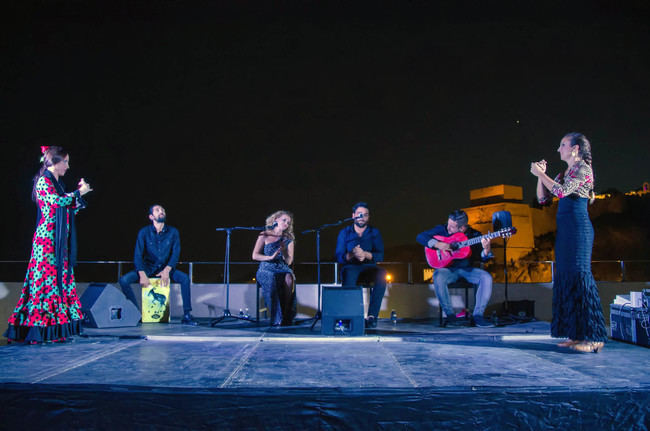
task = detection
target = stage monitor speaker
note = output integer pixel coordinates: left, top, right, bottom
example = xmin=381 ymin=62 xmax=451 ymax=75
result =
xmin=321 ymin=285 xmax=364 ymax=336
xmin=80 ymin=283 xmax=141 ymax=328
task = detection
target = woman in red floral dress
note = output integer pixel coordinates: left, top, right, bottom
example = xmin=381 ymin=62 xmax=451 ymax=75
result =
xmin=4 ymin=146 xmax=92 ymax=343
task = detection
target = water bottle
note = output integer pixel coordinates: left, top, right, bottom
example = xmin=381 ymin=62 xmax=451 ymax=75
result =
xmin=390 ymin=310 xmax=397 ymax=326
xmin=244 ymin=308 xmax=249 ymax=319
xmin=336 ymin=320 xmax=344 ymax=333
xmin=239 ymin=308 xmax=244 ymax=318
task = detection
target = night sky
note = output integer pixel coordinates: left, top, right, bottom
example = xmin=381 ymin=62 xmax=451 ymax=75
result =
xmin=2 ymin=1 xmax=649 ymax=264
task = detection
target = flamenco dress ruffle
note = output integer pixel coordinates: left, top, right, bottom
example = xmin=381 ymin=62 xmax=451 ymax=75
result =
xmin=551 ymin=196 xmax=607 ymax=342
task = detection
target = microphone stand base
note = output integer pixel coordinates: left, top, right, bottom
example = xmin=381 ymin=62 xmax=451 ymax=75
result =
xmin=210 ymin=309 xmax=258 ymax=327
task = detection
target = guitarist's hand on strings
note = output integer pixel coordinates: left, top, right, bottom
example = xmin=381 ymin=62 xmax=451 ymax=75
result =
xmin=481 ymin=236 xmax=492 ymax=254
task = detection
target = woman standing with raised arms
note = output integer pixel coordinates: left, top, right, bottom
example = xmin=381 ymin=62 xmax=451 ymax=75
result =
xmin=4 ymin=146 xmax=92 ymax=343
xmin=530 ymin=133 xmax=607 ymax=353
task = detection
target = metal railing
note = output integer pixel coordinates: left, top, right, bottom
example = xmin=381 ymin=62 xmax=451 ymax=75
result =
xmin=516 ymin=259 xmax=650 ymax=283
xmin=1 ymin=259 xmax=648 ymax=284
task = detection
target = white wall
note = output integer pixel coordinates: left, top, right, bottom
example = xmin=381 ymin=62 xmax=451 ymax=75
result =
xmin=1 ymin=281 xmax=647 ymax=328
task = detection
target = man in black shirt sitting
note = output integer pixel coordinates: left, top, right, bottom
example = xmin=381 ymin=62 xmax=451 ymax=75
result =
xmin=119 ymin=204 xmax=197 ymax=325
xmin=335 ymin=202 xmax=386 ymax=328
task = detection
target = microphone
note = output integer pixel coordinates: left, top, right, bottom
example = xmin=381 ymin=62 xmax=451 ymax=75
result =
xmin=343 ymin=214 xmax=367 ymax=223
xmin=266 ymin=221 xmax=278 ymax=230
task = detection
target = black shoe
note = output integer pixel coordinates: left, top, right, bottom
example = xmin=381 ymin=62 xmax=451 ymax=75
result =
xmin=181 ymin=313 xmax=198 ymax=326
xmin=444 ymin=314 xmax=457 ymax=323
xmin=442 ymin=314 xmax=463 ymax=327
xmin=365 ymin=316 xmax=377 ymax=329
xmin=473 ymin=316 xmax=493 ymax=327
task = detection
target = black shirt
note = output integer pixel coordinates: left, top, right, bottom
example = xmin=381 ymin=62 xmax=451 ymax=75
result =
xmin=133 ymin=224 xmax=181 ymax=276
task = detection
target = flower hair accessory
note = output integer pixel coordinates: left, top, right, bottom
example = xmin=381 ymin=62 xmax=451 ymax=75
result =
xmin=40 ymin=146 xmax=50 ymax=154
xmin=39 ymin=146 xmax=50 ymax=163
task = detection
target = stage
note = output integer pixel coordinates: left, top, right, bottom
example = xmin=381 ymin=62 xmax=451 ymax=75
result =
xmin=1 ymin=319 xmax=649 ymax=429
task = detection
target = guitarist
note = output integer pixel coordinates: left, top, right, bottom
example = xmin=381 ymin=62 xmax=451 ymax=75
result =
xmin=416 ymin=209 xmax=494 ymax=327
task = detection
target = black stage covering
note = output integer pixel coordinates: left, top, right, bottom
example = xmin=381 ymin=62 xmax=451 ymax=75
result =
xmin=2 ymin=383 xmax=649 ymax=429
xmin=2 ymin=320 xmax=650 ymax=429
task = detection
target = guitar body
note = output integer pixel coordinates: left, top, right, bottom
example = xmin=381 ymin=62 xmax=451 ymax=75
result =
xmin=423 ymin=226 xmax=517 ymax=269
xmin=424 ymin=232 xmax=472 ymax=269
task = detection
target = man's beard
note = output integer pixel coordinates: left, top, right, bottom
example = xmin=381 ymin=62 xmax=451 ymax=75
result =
xmin=155 ymin=215 xmax=166 ymax=223
xmin=354 ymin=220 xmax=366 ymax=228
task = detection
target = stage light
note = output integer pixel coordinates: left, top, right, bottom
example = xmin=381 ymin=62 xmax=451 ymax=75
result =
xmin=386 ymin=273 xmax=393 ymax=283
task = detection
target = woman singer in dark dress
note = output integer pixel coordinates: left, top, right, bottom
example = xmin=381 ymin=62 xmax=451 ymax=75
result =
xmin=530 ymin=133 xmax=607 ymax=353
xmin=4 ymin=146 xmax=92 ymax=343
xmin=252 ymin=210 xmax=296 ymax=326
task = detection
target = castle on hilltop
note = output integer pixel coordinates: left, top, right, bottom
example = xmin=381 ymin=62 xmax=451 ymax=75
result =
xmin=463 ymin=184 xmax=555 ymax=264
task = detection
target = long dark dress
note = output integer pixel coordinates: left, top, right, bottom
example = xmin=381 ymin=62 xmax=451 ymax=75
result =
xmin=541 ymin=160 xmax=607 ymax=342
xmin=4 ymin=171 xmax=85 ymax=343
xmin=256 ymin=239 xmax=295 ymax=326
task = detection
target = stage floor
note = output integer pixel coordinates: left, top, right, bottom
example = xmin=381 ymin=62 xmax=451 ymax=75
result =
xmin=1 ymin=319 xmax=649 ymax=429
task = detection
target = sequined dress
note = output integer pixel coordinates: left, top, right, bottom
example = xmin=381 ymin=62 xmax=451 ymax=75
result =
xmin=256 ymin=239 xmax=295 ymax=325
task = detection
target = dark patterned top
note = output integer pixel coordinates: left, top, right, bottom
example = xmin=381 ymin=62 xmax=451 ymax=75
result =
xmin=258 ymin=238 xmax=293 ymax=274
xmin=539 ymin=160 xmax=594 ymax=204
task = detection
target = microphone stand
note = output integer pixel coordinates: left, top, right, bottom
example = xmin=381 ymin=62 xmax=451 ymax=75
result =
xmin=210 ymin=225 xmax=267 ymax=326
xmin=301 ymin=216 xmax=359 ymax=331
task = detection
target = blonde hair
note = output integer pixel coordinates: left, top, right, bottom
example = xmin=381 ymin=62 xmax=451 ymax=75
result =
xmin=265 ymin=210 xmax=295 ymax=240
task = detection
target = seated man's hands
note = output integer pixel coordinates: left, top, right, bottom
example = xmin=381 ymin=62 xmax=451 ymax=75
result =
xmin=156 ymin=266 xmax=172 ymax=287
xmin=352 ymin=245 xmax=366 ymax=262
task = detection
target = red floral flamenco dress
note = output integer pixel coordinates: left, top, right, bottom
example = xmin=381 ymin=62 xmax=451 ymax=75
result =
xmin=4 ymin=171 xmax=86 ymax=343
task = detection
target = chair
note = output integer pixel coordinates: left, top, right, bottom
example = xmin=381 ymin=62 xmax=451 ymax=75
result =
xmin=255 ymin=280 xmax=268 ymax=324
xmin=436 ymin=279 xmax=477 ymax=325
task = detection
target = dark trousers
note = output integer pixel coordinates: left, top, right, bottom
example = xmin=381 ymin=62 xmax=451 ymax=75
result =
xmin=119 ymin=269 xmax=192 ymax=313
xmin=341 ymin=264 xmax=386 ymax=319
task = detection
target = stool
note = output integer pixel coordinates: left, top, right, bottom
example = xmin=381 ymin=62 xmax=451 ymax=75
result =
xmin=255 ymin=281 xmax=268 ymax=324
xmin=436 ymin=280 xmax=477 ymax=325
xmin=339 ymin=265 xmax=385 ymax=320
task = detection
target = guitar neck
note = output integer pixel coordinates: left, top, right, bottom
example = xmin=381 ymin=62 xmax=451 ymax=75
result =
xmin=458 ymin=231 xmax=503 ymax=248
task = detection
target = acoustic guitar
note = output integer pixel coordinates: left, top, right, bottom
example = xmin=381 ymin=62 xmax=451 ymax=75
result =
xmin=424 ymin=227 xmax=517 ymax=269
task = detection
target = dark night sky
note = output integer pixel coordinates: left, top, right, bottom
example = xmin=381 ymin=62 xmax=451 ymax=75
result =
xmin=1 ymin=1 xmax=649 ymax=263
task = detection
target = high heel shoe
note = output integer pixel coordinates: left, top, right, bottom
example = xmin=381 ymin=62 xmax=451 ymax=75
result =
xmin=557 ymin=339 xmax=577 ymax=348
xmin=570 ymin=341 xmax=604 ymax=353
